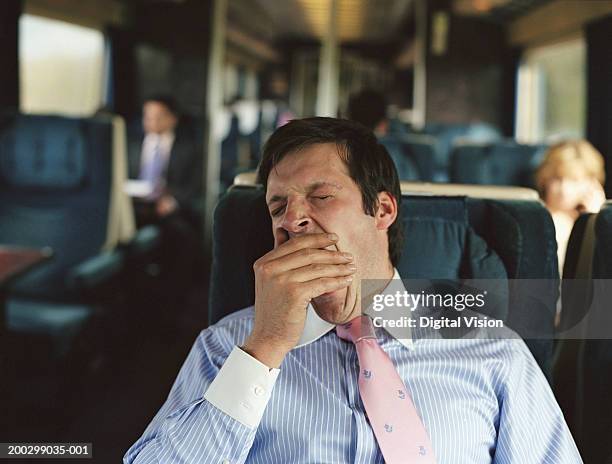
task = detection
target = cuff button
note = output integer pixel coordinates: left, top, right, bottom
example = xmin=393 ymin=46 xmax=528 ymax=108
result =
xmin=254 ymin=385 xmax=265 ymax=396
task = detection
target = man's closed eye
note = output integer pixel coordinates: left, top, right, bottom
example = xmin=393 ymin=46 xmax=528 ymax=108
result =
xmin=271 ymin=205 xmax=286 ymax=217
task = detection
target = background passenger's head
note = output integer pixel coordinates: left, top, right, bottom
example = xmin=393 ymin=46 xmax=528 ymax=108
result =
xmin=536 ymin=140 xmax=606 ymax=213
xmin=142 ymin=95 xmax=179 ymax=135
xmin=257 ymin=117 xmax=402 ymax=322
xmin=347 ymin=89 xmax=388 ymax=136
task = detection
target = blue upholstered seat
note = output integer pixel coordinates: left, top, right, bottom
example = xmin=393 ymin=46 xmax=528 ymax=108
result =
xmin=557 ymin=203 xmax=612 ymax=461
xmin=0 ymin=115 xmax=112 ymax=288
xmin=379 ymin=136 xmax=420 ymax=182
xmin=208 ymin=186 xmax=558 ymax=377
xmin=0 ymin=113 xmax=144 ymax=361
xmin=422 ymin=123 xmax=503 ymax=182
xmin=398 ymin=134 xmax=437 ymax=182
xmin=450 ymin=140 xmax=546 ymax=187
xmin=593 ymin=204 xmax=612 ymax=278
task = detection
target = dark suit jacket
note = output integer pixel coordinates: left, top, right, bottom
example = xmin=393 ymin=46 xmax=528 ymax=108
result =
xmin=127 ymin=128 xmax=203 ymax=211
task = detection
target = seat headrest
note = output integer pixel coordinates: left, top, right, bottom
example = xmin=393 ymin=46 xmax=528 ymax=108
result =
xmin=399 ymin=197 xmax=507 ymax=282
xmin=0 ymin=115 xmax=89 ymax=190
xmin=450 ymin=141 xmax=544 ymax=187
xmin=209 ymin=188 xmax=508 ymax=324
xmin=209 ymin=187 xmax=556 ymax=377
xmin=594 ymin=206 xmax=612 ymax=278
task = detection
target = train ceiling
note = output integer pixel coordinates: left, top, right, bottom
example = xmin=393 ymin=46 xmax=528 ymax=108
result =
xmin=227 ymin=0 xmax=554 ymax=44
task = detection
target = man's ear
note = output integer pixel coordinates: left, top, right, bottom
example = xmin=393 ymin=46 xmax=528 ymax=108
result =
xmin=375 ymin=191 xmax=398 ymax=231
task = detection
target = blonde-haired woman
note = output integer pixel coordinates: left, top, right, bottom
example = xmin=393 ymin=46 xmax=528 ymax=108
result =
xmin=536 ymin=140 xmax=606 ymax=274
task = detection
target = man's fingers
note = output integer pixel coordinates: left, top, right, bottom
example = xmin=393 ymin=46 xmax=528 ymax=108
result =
xmin=264 ymin=248 xmax=353 ymax=275
xmin=301 ymin=275 xmax=354 ymax=300
xmin=262 ymin=233 xmax=338 ymax=261
xmin=289 ymin=263 xmax=356 ymax=283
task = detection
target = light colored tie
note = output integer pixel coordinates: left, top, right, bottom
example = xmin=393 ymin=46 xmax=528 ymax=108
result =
xmin=139 ymin=140 xmax=164 ymax=188
xmin=336 ymin=315 xmax=436 ymax=464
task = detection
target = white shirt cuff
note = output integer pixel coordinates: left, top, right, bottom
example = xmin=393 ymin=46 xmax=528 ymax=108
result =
xmin=204 ymin=346 xmax=280 ymax=428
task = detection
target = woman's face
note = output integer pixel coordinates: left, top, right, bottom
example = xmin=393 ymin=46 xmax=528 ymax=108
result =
xmin=544 ymin=167 xmax=591 ymax=212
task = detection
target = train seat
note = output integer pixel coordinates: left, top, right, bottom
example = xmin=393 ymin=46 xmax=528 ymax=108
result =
xmin=0 ymin=113 xmax=154 ymax=363
xmin=232 ymin=171 xmax=541 ymax=201
xmin=378 ymin=135 xmax=420 ymax=182
xmin=450 ymin=139 xmax=545 ymax=187
xmin=555 ymin=202 xmax=612 ymax=461
xmin=398 ymin=133 xmax=437 ymax=182
xmin=399 ymin=181 xmax=540 ymax=200
xmin=233 ymin=170 xmax=258 ymax=186
xmin=593 ymin=202 xmax=612 ymax=278
xmin=422 ymin=122 xmax=503 ymax=182
xmin=209 ymin=185 xmax=558 ymax=377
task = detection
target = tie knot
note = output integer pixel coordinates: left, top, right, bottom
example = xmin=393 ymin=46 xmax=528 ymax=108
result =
xmin=336 ymin=315 xmax=377 ymax=344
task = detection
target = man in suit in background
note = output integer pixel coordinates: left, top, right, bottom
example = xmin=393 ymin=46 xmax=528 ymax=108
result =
xmin=128 ymin=95 xmax=202 ymax=224
xmin=128 ymin=95 xmax=203 ymax=321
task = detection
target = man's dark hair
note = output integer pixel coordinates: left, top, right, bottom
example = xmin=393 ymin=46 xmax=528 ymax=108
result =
xmin=257 ymin=117 xmax=403 ymax=267
xmin=144 ymin=94 xmax=178 ymax=116
xmin=347 ymin=89 xmax=387 ymax=131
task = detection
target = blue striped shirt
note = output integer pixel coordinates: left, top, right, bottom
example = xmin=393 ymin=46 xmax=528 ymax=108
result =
xmin=124 ymin=305 xmax=581 ymax=463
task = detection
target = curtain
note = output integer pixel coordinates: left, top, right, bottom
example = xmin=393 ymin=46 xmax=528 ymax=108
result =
xmin=0 ymin=0 xmax=21 ymax=110
xmin=105 ymin=26 xmax=137 ymax=120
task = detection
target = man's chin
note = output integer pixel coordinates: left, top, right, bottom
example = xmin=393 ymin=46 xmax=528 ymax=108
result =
xmin=312 ymin=288 xmax=353 ymax=324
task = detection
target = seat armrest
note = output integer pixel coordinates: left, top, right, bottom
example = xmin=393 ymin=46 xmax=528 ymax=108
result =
xmin=127 ymin=225 xmax=161 ymax=255
xmin=67 ymin=226 xmax=160 ymax=291
xmin=67 ymin=250 xmax=124 ymax=290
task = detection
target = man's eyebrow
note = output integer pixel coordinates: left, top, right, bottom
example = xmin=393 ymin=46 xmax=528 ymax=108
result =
xmin=266 ymin=181 xmax=342 ymax=207
xmin=267 ymin=194 xmax=286 ymax=206
xmin=307 ymin=181 xmax=342 ymax=192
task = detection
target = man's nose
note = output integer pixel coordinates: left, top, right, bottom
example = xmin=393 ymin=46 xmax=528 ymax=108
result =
xmin=281 ymin=200 xmax=313 ymax=235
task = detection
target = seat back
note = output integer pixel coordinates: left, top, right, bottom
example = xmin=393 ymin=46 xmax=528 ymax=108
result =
xmin=423 ymin=123 xmax=471 ymax=175
xmin=400 ymin=182 xmax=540 ymax=200
xmin=557 ymin=202 xmax=612 ymax=461
xmin=232 ymin=174 xmax=541 ymax=201
xmin=562 ymin=213 xmax=596 ymax=281
xmin=422 ymin=123 xmax=503 ymax=181
xmin=449 ymin=143 xmax=488 ymax=184
xmin=209 ymin=186 xmax=558 ymax=375
xmin=580 ymin=204 xmax=612 ymax=462
xmin=559 ymin=204 xmax=612 ymax=327
xmin=0 ymin=113 xmax=129 ymax=300
xmin=450 ymin=140 xmax=545 ymax=187
xmin=593 ymin=203 xmax=612 ymax=278
xmin=378 ymin=136 xmax=420 ymax=181
xmin=398 ymin=134 xmax=437 ymax=182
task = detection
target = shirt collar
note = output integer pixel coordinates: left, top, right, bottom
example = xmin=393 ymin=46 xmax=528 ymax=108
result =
xmin=144 ymin=131 xmax=175 ymax=150
xmin=294 ymin=268 xmax=414 ymax=350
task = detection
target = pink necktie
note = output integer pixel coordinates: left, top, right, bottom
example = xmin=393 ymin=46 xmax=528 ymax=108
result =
xmin=336 ymin=315 xmax=436 ymax=464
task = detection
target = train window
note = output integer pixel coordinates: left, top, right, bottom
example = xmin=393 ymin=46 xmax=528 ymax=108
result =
xmin=19 ymin=14 xmax=105 ymax=116
xmin=515 ymin=37 xmax=586 ymax=144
